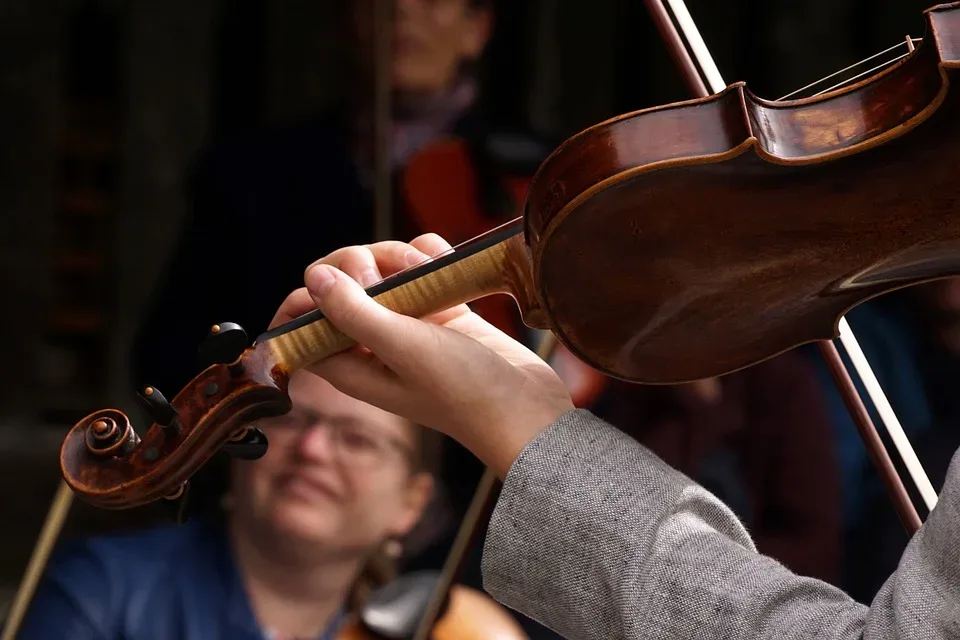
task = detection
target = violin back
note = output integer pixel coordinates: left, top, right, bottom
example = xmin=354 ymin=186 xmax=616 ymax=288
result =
xmin=337 ymin=583 xmax=527 ymax=640
xmin=523 ymin=3 xmax=960 ymax=384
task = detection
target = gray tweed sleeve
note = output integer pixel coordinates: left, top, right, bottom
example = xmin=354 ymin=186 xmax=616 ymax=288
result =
xmin=481 ymin=409 xmax=960 ymax=639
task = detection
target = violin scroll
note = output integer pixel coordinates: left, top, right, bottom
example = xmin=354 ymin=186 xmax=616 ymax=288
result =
xmin=82 ymin=409 xmax=141 ymax=458
xmin=60 ymin=325 xmax=290 ymax=509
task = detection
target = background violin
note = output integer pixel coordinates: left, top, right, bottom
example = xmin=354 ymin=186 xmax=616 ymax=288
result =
xmin=337 ymin=572 xmax=526 ymax=640
xmin=400 ymin=134 xmax=608 ymax=408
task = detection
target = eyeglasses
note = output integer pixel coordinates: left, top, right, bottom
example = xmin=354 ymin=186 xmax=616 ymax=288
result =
xmin=258 ymin=412 xmax=415 ymax=468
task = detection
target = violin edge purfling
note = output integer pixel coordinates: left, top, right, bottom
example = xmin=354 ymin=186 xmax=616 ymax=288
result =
xmin=526 ymin=2 xmax=960 ymax=241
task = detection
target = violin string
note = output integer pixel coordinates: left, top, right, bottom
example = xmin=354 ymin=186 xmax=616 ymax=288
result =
xmin=809 ymin=51 xmax=911 ymax=98
xmin=777 ymin=39 xmax=914 ymax=101
xmin=355 ymin=218 xmax=516 ymax=292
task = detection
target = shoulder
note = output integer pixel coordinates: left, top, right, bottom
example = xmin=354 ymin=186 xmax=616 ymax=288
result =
xmin=75 ymin=517 xmax=210 ymax=556
xmin=19 ymin=519 xmax=218 ymax=638
xmin=41 ymin=519 xmax=214 ymax=609
xmin=46 ymin=519 xmax=211 ymax=589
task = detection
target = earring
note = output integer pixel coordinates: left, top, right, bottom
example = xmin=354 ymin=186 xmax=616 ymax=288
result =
xmin=382 ymin=538 xmax=403 ymax=559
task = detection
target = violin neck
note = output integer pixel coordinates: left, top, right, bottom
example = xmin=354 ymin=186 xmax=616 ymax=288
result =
xmin=255 ymin=217 xmax=540 ymax=374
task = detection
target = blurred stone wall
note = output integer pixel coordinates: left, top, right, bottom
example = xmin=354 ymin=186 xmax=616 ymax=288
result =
xmin=0 ymin=2 xmax=63 ymax=424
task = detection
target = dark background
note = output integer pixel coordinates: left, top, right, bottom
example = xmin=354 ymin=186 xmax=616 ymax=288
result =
xmin=0 ymin=0 xmax=939 ymax=614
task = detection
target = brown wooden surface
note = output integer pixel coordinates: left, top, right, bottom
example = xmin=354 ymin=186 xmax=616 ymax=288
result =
xmin=524 ymin=3 xmax=960 ymax=384
xmin=337 ymin=585 xmax=527 ymax=640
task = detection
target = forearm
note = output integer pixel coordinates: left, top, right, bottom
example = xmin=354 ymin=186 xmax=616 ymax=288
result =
xmin=481 ymin=409 xmax=959 ymax=639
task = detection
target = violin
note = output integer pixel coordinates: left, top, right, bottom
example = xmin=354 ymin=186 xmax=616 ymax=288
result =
xmin=28 ymin=4 xmax=956 ymax=640
xmin=58 ymin=2 xmax=960 ymax=520
xmin=337 ymin=572 xmax=526 ymax=640
xmin=401 ymin=134 xmax=608 ymax=409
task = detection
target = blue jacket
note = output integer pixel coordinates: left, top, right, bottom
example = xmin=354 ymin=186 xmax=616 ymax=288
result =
xmin=15 ymin=518 xmax=346 ymax=640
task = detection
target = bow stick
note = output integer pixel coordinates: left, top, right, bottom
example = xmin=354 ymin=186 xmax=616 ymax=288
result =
xmin=2 ymin=2 xmax=402 ymax=635
xmin=372 ymin=0 xmax=393 ymax=243
xmin=644 ymin=0 xmax=937 ymax=532
xmin=411 ymin=331 xmax=560 ymax=640
xmin=1 ymin=481 xmax=73 ymax=639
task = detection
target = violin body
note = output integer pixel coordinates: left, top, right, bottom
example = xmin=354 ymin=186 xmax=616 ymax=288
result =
xmin=523 ymin=2 xmax=960 ymax=384
xmin=337 ymin=583 xmax=527 ymax=640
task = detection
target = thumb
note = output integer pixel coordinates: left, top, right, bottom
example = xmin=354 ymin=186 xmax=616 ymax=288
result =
xmin=305 ymin=263 xmax=424 ymax=370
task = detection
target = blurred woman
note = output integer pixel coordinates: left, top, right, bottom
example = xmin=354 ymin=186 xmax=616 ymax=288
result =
xmin=17 ymin=371 xmax=488 ymax=639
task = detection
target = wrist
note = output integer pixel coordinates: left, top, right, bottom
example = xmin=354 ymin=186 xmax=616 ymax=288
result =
xmin=465 ymin=401 xmax=572 ymax=479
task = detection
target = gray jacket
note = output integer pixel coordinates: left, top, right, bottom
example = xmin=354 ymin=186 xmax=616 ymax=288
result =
xmin=482 ymin=409 xmax=960 ymax=639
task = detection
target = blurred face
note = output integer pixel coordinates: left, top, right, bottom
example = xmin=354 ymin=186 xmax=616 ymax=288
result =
xmin=355 ymin=0 xmax=491 ymax=93
xmin=230 ymin=372 xmax=433 ymax=557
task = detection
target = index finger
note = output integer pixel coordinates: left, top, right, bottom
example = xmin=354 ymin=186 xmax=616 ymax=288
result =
xmin=268 ymin=287 xmax=314 ymax=330
xmin=306 ymin=241 xmax=427 ymax=286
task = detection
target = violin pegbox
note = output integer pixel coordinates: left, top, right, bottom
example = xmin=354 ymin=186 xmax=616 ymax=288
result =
xmin=60 ymin=323 xmax=292 ymax=509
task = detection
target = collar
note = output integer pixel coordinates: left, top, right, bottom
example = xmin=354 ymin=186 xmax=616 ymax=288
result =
xmin=352 ymin=75 xmax=480 ymax=179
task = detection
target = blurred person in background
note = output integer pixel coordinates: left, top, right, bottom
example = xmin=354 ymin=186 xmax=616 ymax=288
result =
xmin=15 ymin=370 xmax=482 ymax=639
xmin=129 ymin=1 xmax=559 ymax=635
xmin=132 ymin=0 xmax=530 ymax=398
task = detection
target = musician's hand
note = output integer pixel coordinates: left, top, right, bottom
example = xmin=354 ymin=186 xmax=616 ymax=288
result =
xmin=270 ymin=234 xmax=574 ymax=479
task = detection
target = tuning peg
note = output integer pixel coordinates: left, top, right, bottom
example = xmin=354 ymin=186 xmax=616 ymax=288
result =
xmin=163 ymin=483 xmax=186 ymax=501
xmin=221 ymin=426 xmax=268 ymax=460
xmin=136 ymin=386 xmax=179 ymax=433
xmin=160 ymin=481 xmax=193 ymax=525
xmin=200 ymin=322 xmax=248 ymax=366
